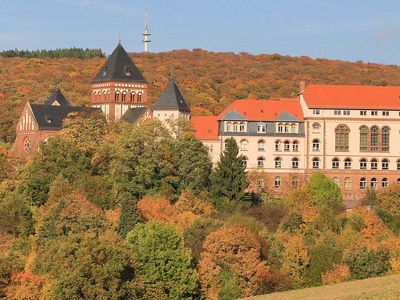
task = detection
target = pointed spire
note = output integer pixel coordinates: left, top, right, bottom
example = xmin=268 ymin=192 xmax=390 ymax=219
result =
xmin=91 ymin=43 xmax=147 ymax=83
xmin=43 ymin=88 xmax=70 ymax=106
xmin=153 ymin=79 xmax=190 ymax=113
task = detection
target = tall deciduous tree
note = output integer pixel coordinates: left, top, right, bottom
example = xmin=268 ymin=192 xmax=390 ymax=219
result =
xmin=210 ymin=137 xmax=248 ymax=204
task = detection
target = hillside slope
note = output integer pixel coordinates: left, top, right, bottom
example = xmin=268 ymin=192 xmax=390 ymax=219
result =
xmin=1 ymin=49 xmax=400 ymax=142
xmin=244 ymin=274 xmax=400 ymax=300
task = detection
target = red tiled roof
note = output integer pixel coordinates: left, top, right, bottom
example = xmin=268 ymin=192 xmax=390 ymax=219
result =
xmin=218 ymin=98 xmax=303 ymax=121
xmin=303 ymin=84 xmax=400 ymax=109
xmin=191 ymin=116 xmax=220 ymax=140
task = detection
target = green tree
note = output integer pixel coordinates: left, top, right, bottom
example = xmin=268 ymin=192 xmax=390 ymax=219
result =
xmin=118 ymin=199 xmax=140 ymax=238
xmin=210 ymin=137 xmax=248 ymax=205
xmin=126 ymin=221 xmax=200 ymax=300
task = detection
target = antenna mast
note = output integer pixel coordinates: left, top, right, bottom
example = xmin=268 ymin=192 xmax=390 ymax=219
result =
xmin=142 ymin=10 xmax=151 ymax=53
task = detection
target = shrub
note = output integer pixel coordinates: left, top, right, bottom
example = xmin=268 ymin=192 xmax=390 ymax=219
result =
xmin=280 ymin=212 xmax=303 ymax=233
xmin=322 ymin=264 xmax=351 ymax=285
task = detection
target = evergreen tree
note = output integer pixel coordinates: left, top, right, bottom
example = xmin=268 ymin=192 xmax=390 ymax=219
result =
xmin=118 ymin=199 xmax=140 ymax=238
xmin=210 ymin=137 xmax=248 ymax=204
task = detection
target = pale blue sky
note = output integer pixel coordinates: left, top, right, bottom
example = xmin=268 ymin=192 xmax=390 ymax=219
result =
xmin=1 ymin=0 xmax=399 ymax=64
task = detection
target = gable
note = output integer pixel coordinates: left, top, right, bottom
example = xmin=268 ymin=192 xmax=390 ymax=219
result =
xmin=221 ymin=109 xmax=247 ymax=121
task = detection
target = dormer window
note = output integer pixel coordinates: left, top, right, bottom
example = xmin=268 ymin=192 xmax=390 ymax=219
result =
xmin=46 ymin=118 xmax=53 ymax=124
xmin=124 ymin=65 xmax=131 ymax=76
xmin=102 ymin=66 xmax=108 ymax=76
xmin=257 ymin=123 xmax=266 ymax=133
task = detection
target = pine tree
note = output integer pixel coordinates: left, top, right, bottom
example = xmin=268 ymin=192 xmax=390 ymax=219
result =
xmin=118 ymin=199 xmax=140 ymax=238
xmin=210 ymin=138 xmax=248 ymax=204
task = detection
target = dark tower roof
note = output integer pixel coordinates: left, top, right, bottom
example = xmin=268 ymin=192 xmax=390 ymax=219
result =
xmin=91 ymin=43 xmax=147 ymax=84
xmin=43 ymin=88 xmax=70 ymax=106
xmin=153 ymin=79 xmax=190 ymax=112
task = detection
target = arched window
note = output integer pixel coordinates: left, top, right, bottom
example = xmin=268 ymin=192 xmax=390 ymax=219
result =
xmin=274 ymin=176 xmax=281 ymax=188
xmin=284 ymin=123 xmax=289 ymax=133
xmin=312 ymin=122 xmax=321 ymax=130
xmin=312 ymin=139 xmax=320 ymax=151
xmin=359 ymin=126 xmax=368 ymax=151
xmin=275 ymin=140 xmax=281 ymax=151
xmin=370 ymin=126 xmax=379 ymax=151
xmin=333 ymin=177 xmax=339 ymax=186
xmin=371 ymin=158 xmax=378 ymax=170
xmin=382 ymin=159 xmax=389 ymax=170
xmin=360 ymin=158 xmax=367 ymax=169
xmin=275 ymin=157 xmax=282 ymax=169
xmin=284 ymin=140 xmax=290 ymax=151
xmin=242 ymin=156 xmax=248 ymax=168
xmin=291 ymin=123 xmax=297 ymax=133
xmin=332 ymin=158 xmax=339 ymax=169
xmin=292 ymin=157 xmax=299 ymax=169
xmin=233 ymin=122 xmax=238 ymax=132
xmin=277 ymin=123 xmax=284 ymax=133
xmin=257 ymin=157 xmax=265 ymax=168
xmin=335 ymin=124 xmax=350 ymax=151
xmin=137 ymin=93 xmax=142 ymax=103
xmin=292 ymin=140 xmax=299 ymax=152
xmin=292 ymin=176 xmax=299 ymax=187
xmin=397 ymin=159 xmax=400 ymax=170
xmin=344 ymin=177 xmax=352 ymax=190
xmin=344 ymin=158 xmax=352 ymax=169
xmin=130 ymin=93 xmax=135 ymax=102
xmin=23 ymin=138 xmax=32 ymax=152
xmin=122 ymin=91 xmax=127 ymax=102
xmin=360 ymin=177 xmax=366 ymax=189
xmin=371 ymin=178 xmax=377 ymax=189
xmin=240 ymin=139 xmax=248 ymax=150
xmin=239 ymin=122 xmax=245 ymax=132
xmin=114 ymin=91 xmax=120 ymax=102
xmin=382 ymin=126 xmax=390 ymax=151
xmin=226 ymin=122 xmax=232 ymax=132
xmin=257 ymin=139 xmax=265 ymax=151
xmin=312 ymin=157 xmax=320 ymax=169
xmin=382 ymin=178 xmax=389 ymax=188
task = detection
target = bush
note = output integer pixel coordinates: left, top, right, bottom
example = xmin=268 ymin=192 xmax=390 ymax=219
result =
xmin=348 ymin=213 xmax=365 ymax=232
xmin=218 ymin=268 xmax=243 ymax=300
xmin=280 ymin=212 xmax=303 ymax=233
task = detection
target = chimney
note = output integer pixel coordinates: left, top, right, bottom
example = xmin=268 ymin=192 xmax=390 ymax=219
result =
xmin=299 ymin=81 xmax=306 ymax=93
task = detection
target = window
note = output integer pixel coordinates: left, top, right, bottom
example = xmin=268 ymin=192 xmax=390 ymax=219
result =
xmin=371 ymin=111 xmax=378 ymax=116
xmin=284 ymin=140 xmax=290 ymax=151
xmin=333 ymin=177 xmax=339 ymax=186
xmin=312 ymin=122 xmax=321 ymax=130
xmin=257 ymin=157 xmax=265 ymax=168
xmin=242 ymin=156 xmax=248 ymax=168
xmin=114 ymin=91 xmax=120 ymax=102
xmin=332 ymin=158 xmax=339 ymax=169
xmin=284 ymin=123 xmax=289 ymax=133
xmin=292 ymin=157 xmax=299 ymax=169
xmin=359 ymin=126 xmax=368 ymax=151
xmin=313 ymin=109 xmax=320 ymax=115
xmin=312 ymin=157 xmax=320 ymax=169
xmin=371 ymin=178 xmax=377 ymax=189
xmin=239 ymin=122 xmax=245 ymax=132
xmin=343 ymin=110 xmax=350 ymax=116
xmin=360 ymin=158 xmax=367 ymax=169
xmin=275 ymin=157 xmax=282 ymax=169
xmin=382 ymin=159 xmax=389 ymax=170
xmin=344 ymin=158 xmax=352 ymax=169
xmin=257 ymin=140 xmax=265 ymax=151
xmin=382 ymin=111 xmax=389 ymax=116
xmin=335 ymin=124 xmax=350 ymax=151
xmin=226 ymin=122 xmax=232 ymax=132
xmin=258 ymin=178 xmax=265 ymax=189
xmin=137 ymin=94 xmax=142 ymax=103
xmin=23 ymin=138 xmax=32 ymax=152
xmin=360 ymin=178 xmax=366 ymax=189
xmin=291 ymin=123 xmax=297 ymax=133
xmin=382 ymin=127 xmax=390 ymax=151
xmin=397 ymin=159 xmax=400 ymax=170
xmin=312 ymin=139 xmax=320 ymax=151
xmin=277 ymin=123 xmax=284 ymax=133
xmin=122 ymin=92 xmax=127 ymax=102
xmin=382 ymin=178 xmax=389 ymax=188
xmin=257 ymin=124 xmax=266 ymax=133
xmin=344 ymin=177 xmax=352 ymax=190
xmin=130 ymin=93 xmax=135 ymax=102
xmin=292 ymin=140 xmax=299 ymax=152
xmin=371 ymin=159 xmax=378 ymax=170
xmin=360 ymin=110 xmax=367 ymax=116
xmin=275 ymin=140 xmax=281 ymax=151
xmin=274 ymin=176 xmax=281 ymax=188
xmin=240 ymin=139 xmax=248 ymax=150
xmin=334 ymin=110 xmax=341 ymax=115
xmin=291 ymin=176 xmax=299 ymax=187
xmin=233 ymin=122 xmax=238 ymax=132
xmin=370 ymin=126 xmax=379 ymax=151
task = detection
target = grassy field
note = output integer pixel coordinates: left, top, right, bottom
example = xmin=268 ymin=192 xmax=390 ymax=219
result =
xmin=244 ymin=274 xmax=400 ymax=300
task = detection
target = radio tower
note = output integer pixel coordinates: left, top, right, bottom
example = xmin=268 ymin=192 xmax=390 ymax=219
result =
xmin=142 ymin=10 xmax=151 ymax=53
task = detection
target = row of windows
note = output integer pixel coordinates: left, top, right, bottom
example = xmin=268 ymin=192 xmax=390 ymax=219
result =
xmin=238 ymin=139 xmax=300 ymax=152
xmin=312 ymin=109 xmax=392 ymax=116
xmin=331 ymin=158 xmax=399 ymax=170
xmin=225 ymin=122 xmax=298 ymax=133
xmin=114 ymin=92 xmax=142 ymax=103
xmin=258 ymin=176 xmax=299 ymax=189
xmin=243 ymin=156 xmax=300 ymax=169
xmin=225 ymin=122 xmax=246 ymax=132
xmin=334 ymin=177 xmax=400 ymax=190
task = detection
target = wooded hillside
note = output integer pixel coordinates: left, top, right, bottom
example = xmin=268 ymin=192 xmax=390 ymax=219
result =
xmin=1 ymin=49 xmax=400 ymax=142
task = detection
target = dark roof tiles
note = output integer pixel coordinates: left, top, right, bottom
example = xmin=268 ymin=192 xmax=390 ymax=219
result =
xmin=43 ymin=88 xmax=70 ymax=106
xmin=121 ymin=107 xmax=148 ymax=123
xmin=153 ymin=80 xmax=190 ymax=112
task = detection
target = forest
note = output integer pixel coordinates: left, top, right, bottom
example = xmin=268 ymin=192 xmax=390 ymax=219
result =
xmin=1 ymin=112 xmax=400 ymax=299
xmin=2 ymin=49 xmax=400 ymax=142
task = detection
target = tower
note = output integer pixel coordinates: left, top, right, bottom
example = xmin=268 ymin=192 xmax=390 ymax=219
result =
xmin=142 ymin=11 xmax=151 ymax=53
xmin=90 ymin=43 xmax=149 ymax=123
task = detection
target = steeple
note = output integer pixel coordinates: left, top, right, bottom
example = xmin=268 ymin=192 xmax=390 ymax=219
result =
xmin=142 ymin=10 xmax=151 ymax=53
xmin=43 ymin=88 xmax=70 ymax=106
xmin=91 ymin=43 xmax=146 ymax=84
xmin=153 ymin=79 xmax=190 ymax=113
